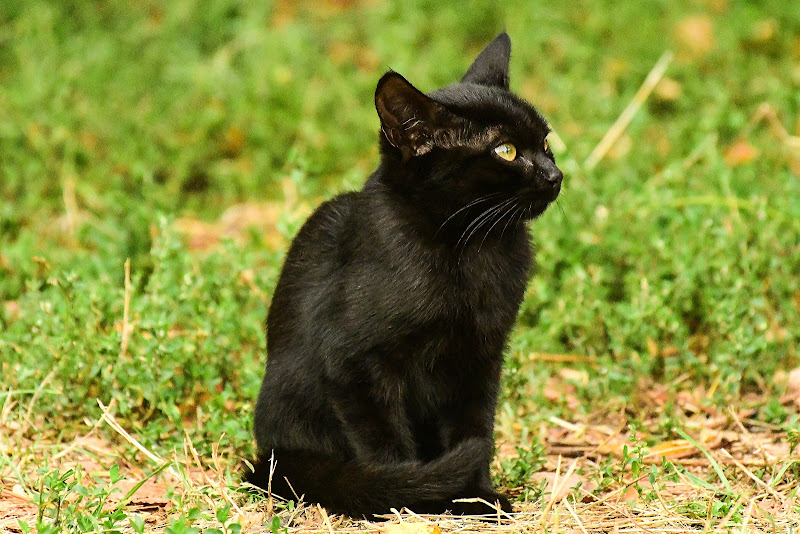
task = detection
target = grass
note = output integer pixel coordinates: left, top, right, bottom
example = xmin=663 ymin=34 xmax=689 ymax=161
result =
xmin=1 ymin=0 xmax=799 ymax=532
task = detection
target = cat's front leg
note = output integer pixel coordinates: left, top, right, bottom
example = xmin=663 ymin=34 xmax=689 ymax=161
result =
xmin=326 ymin=372 xmax=415 ymax=463
xmin=442 ymin=395 xmax=512 ymax=513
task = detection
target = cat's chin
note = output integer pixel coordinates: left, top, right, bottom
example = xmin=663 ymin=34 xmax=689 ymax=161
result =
xmin=521 ymin=199 xmax=557 ymax=220
xmin=520 ymin=181 xmax=561 ymax=219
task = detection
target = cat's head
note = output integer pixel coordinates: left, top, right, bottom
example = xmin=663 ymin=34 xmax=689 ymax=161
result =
xmin=374 ymin=32 xmax=562 ymax=223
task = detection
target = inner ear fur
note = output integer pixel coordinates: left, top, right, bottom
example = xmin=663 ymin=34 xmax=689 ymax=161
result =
xmin=374 ymin=71 xmax=458 ymax=159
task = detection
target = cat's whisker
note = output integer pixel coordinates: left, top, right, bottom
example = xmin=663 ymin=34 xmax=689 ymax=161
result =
xmin=455 ymin=199 xmax=509 ymax=249
xmin=479 ymin=197 xmax=521 ymax=251
xmin=512 ymin=206 xmax=525 ymax=229
xmin=457 ymin=198 xmax=515 ymax=253
xmin=462 ymin=199 xmax=515 ymax=246
xmin=436 ymin=193 xmax=502 ymax=235
xmin=500 ymin=203 xmax=524 ymax=238
xmin=556 ymin=198 xmax=566 ymax=217
xmin=516 ymin=205 xmax=530 ymax=227
xmin=456 ymin=205 xmax=497 ymax=254
xmin=500 ymin=208 xmax=518 ymax=238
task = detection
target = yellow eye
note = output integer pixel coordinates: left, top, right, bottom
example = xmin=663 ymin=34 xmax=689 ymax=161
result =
xmin=494 ymin=143 xmax=516 ymax=161
xmin=544 ymin=137 xmax=550 ymax=152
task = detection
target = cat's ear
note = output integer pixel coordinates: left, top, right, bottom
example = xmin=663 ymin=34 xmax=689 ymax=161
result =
xmin=375 ymin=71 xmax=457 ymax=159
xmin=461 ymin=32 xmax=511 ymax=89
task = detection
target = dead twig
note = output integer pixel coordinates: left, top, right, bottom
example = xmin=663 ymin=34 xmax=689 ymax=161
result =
xmin=119 ymin=258 xmax=133 ymax=359
xmin=585 ymin=51 xmax=674 ymax=170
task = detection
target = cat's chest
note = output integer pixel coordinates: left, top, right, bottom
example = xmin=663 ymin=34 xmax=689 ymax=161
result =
xmin=434 ymin=240 xmax=532 ymax=320
xmin=363 ymin=222 xmax=532 ymax=340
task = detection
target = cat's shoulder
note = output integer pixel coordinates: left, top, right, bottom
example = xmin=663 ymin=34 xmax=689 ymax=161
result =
xmin=295 ymin=191 xmax=359 ymax=239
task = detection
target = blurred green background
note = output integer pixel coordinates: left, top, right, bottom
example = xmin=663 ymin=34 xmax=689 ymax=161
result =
xmin=1 ymin=0 xmax=799 ymax=458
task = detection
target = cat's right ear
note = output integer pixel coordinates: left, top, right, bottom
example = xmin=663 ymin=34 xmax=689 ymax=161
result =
xmin=375 ymin=71 xmax=455 ymax=160
xmin=461 ymin=32 xmax=511 ymax=89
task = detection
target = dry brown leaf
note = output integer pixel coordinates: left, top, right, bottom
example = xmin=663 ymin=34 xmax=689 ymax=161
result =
xmin=597 ymin=436 xmax=628 ymax=457
xmin=220 ymin=126 xmax=246 ymax=158
xmin=619 ymin=483 xmax=642 ymax=503
xmin=759 ymin=440 xmax=792 ymax=461
xmin=654 ymin=77 xmax=682 ymax=102
xmin=675 ymin=389 xmax=707 ymax=413
xmin=724 ymin=141 xmax=759 ymax=167
xmin=787 ymin=367 xmax=800 ymax=396
xmin=111 ymin=478 xmax=169 ymax=506
xmin=646 ymin=337 xmax=658 ymax=357
xmin=558 ymin=368 xmax=589 ymax=385
xmin=272 ymin=0 xmax=374 ymax=28
xmin=662 ymin=345 xmax=679 ymax=357
xmin=174 ymin=202 xmax=287 ymax=251
xmin=328 ymin=41 xmax=353 ymax=66
xmin=531 ymin=471 xmax=595 ymax=502
xmin=495 ymin=439 xmax=519 ymax=461
xmin=675 ymin=15 xmax=715 ymax=58
xmin=543 ymin=376 xmax=572 ymax=402
xmin=751 ymin=19 xmax=778 ymax=43
xmin=644 ymin=384 xmax=668 ymax=406
xmin=601 ymin=58 xmax=631 ymax=89
xmin=611 ymin=476 xmax=699 ymax=503
xmin=2 ymin=300 xmax=20 ymax=321
xmin=701 ymin=0 xmax=729 ymax=13
xmin=647 ymin=439 xmax=697 ymax=459
xmin=545 ymin=426 xmax=571 ymax=443
xmin=699 ymin=427 xmax=738 ymax=449
xmin=0 ymin=485 xmax=37 ymax=520
xmin=743 ymin=19 xmax=781 ymax=55
xmin=327 ymin=42 xmax=379 ymax=72
xmin=543 ymin=376 xmax=580 ymax=410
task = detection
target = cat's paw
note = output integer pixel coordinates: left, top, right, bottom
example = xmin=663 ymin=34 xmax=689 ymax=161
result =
xmin=493 ymin=493 xmax=512 ymax=513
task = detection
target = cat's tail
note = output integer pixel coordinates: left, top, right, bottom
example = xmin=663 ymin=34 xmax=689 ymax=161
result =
xmin=244 ymin=438 xmax=486 ymax=517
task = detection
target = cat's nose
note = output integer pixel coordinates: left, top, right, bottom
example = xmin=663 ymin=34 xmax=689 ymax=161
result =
xmin=540 ymin=164 xmax=562 ymax=200
xmin=545 ymin=167 xmax=563 ymax=186
xmin=533 ymin=153 xmax=563 ymax=188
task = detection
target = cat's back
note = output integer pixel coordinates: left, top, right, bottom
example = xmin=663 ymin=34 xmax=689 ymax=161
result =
xmin=278 ymin=192 xmax=357 ymax=275
xmin=294 ymin=191 xmax=356 ymax=248
xmin=266 ymin=192 xmax=358 ymax=347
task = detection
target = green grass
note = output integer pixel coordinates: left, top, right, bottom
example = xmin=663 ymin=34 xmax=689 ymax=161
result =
xmin=1 ymin=0 xmax=799 ymax=531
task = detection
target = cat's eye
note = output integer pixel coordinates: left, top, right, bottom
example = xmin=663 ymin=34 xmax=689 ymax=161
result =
xmin=544 ymin=138 xmax=550 ymax=152
xmin=494 ymin=143 xmax=517 ymax=161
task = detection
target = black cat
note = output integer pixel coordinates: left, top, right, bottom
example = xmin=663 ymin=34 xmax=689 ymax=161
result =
xmin=246 ymin=32 xmax=562 ymax=518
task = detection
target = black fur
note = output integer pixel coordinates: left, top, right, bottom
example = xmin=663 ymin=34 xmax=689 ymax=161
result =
xmin=247 ymin=32 xmax=562 ymax=518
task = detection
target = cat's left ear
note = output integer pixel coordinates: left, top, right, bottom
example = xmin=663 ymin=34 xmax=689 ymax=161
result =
xmin=461 ymin=32 xmax=511 ymax=89
xmin=375 ymin=71 xmax=458 ymax=160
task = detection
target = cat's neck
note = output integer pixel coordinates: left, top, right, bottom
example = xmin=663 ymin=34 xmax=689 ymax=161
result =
xmin=364 ymin=162 xmax=530 ymax=254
